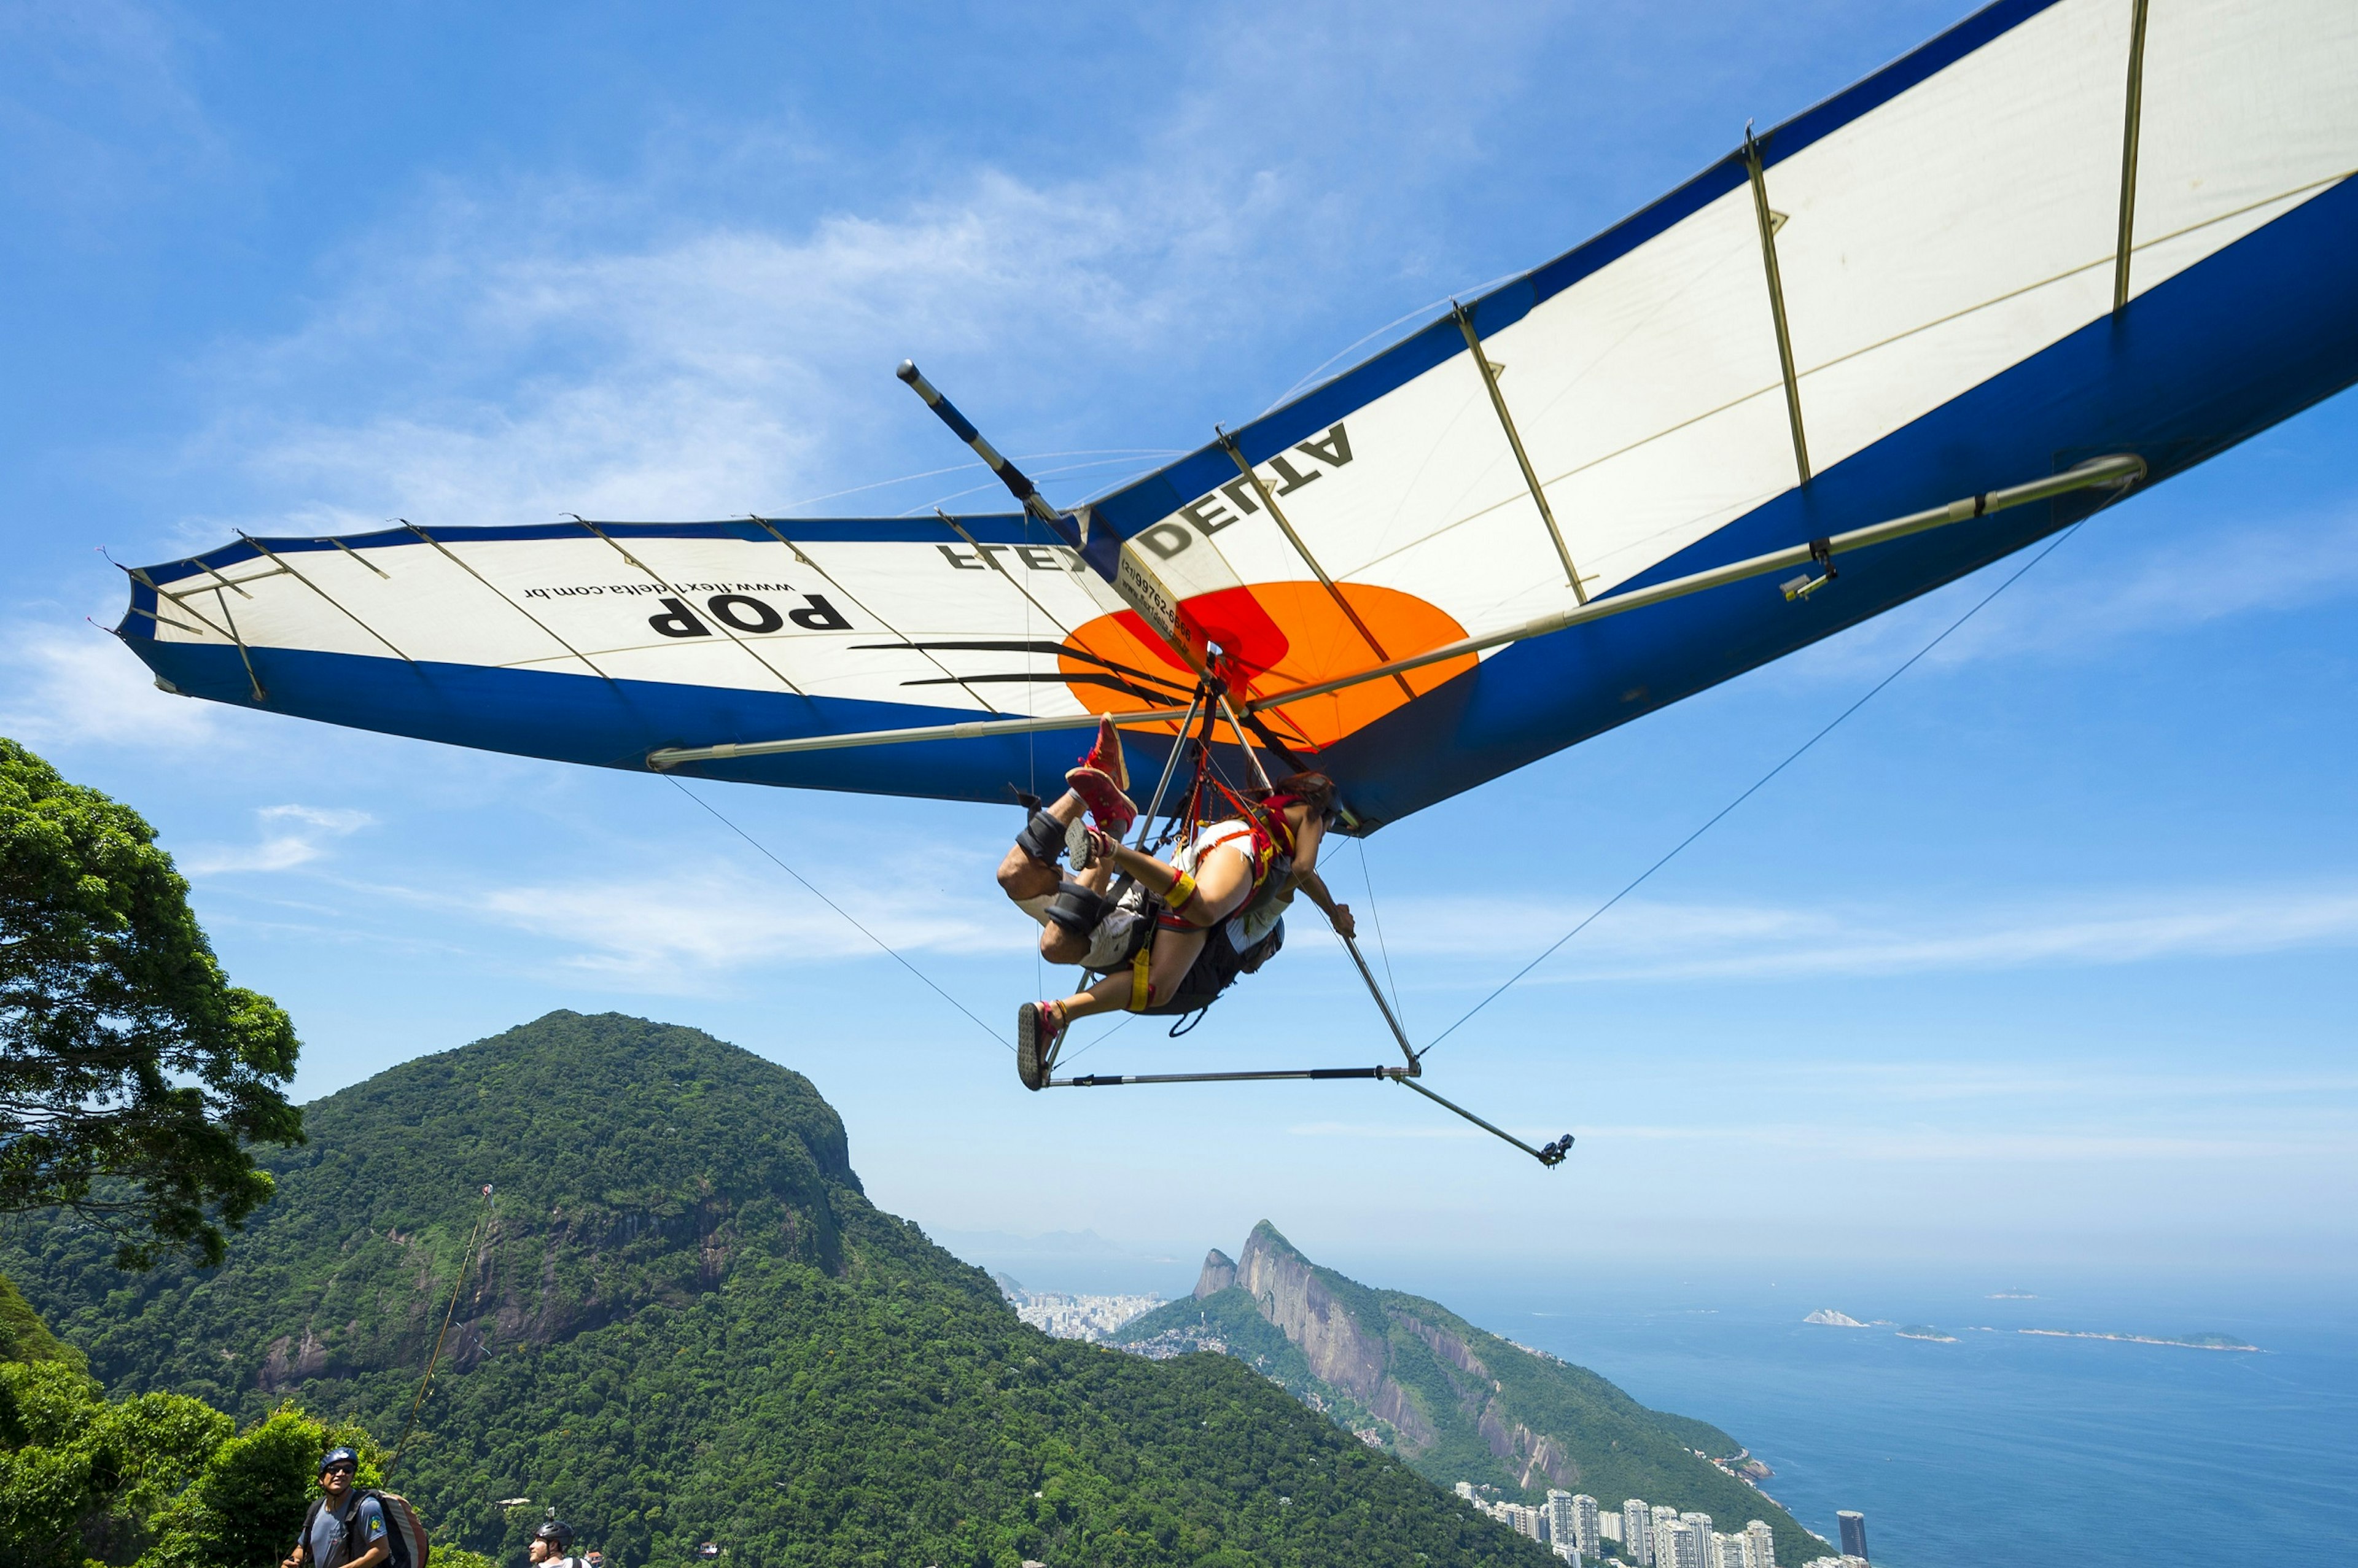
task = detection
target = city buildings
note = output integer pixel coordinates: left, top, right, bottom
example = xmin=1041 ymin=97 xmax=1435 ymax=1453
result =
xmin=1460 ymin=1482 xmax=1780 ymax=1568
xmin=993 ymin=1278 xmax=1164 ymax=1341
xmin=1838 ymin=1512 xmax=1869 ymax=1562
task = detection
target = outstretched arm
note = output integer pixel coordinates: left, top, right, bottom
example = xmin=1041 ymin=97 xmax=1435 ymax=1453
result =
xmin=1296 ymin=869 xmax=1355 ymax=938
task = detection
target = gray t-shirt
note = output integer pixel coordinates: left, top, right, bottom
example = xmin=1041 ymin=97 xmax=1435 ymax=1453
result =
xmin=308 ymin=1494 xmax=387 ymax=1568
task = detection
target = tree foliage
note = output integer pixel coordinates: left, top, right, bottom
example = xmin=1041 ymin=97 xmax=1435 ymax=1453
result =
xmin=0 ymin=738 xmax=303 ymax=1267
xmin=4 ymin=1012 xmax=1557 ymax=1567
xmin=0 ymin=1359 xmax=389 ymax=1568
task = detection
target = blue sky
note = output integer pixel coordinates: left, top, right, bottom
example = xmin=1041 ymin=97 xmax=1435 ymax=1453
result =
xmin=4 ymin=0 xmax=2354 ymax=1289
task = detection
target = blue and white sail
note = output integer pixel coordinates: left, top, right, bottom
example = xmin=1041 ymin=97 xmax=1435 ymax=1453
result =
xmin=120 ymin=0 xmax=2358 ymax=826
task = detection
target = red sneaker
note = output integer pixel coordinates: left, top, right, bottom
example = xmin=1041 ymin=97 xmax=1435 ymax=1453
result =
xmin=1078 ymin=715 xmax=1129 ymax=791
xmin=1018 ymin=1000 xmax=1065 ymax=1091
xmin=1064 ymin=766 xmax=1137 ymax=840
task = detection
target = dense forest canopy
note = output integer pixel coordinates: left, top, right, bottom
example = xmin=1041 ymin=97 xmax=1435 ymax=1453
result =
xmin=4 ymin=1012 xmax=1554 ymax=1568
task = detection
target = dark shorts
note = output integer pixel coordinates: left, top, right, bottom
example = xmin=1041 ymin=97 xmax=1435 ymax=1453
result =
xmin=1138 ymin=917 xmax=1285 ymax=1017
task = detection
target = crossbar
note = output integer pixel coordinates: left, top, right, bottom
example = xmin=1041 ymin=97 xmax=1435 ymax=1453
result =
xmin=1051 ymin=1065 xmax=1412 ymax=1087
xmin=647 ymin=704 xmax=1196 ymax=769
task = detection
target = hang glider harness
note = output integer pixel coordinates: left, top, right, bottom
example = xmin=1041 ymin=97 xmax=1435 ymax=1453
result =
xmin=653 ymin=362 xmax=2152 ymax=1169
xmin=1065 ymin=658 xmax=1579 ymax=1164
xmin=882 ymin=360 xmax=1566 ymax=1167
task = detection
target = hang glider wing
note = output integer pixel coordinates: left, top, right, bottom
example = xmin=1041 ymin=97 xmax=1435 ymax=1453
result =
xmin=120 ymin=0 xmax=2358 ymax=825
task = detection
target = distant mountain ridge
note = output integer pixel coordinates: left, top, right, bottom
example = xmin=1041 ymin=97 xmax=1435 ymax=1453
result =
xmin=4 ymin=1012 xmax=1551 ymax=1568
xmin=1113 ymin=1222 xmax=1818 ymax=1567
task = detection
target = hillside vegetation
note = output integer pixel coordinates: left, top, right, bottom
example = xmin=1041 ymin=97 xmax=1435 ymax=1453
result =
xmin=1115 ymin=1224 xmax=1818 ymax=1567
xmin=4 ymin=1012 xmax=1552 ymax=1568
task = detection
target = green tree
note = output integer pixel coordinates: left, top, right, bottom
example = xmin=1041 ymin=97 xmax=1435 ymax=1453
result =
xmin=0 ymin=738 xmax=302 ymax=1268
xmin=0 ymin=1360 xmax=230 ymax=1567
xmin=143 ymin=1407 xmax=381 ymax=1568
xmin=0 ymin=1358 xmax=378 ymax=1568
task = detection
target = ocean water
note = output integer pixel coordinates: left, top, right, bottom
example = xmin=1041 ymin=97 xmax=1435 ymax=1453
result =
xmin=1438 ymin=1271 xmax=2358 ymax=1567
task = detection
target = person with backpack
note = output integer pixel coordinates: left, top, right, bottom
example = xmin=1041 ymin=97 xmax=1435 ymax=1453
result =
xmin=283 ymin=1448 xmax=389 ymax=1568
xmin=527 ymin=1519 xmax=588 ymax=1568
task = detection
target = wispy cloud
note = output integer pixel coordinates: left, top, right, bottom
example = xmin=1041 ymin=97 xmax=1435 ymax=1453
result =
xmin=179 ymin=804 xmax=375 ymax=875
xmin=0 ymin=621 xmax=216 ymax=748
xmin=1374 ymin=882 xmax=2358 ymax=982
xmin=175 ymin=139 xmax=1309 ymax=543
xmin=357 ymin=858 xmax=1021 ymax=990
xmin=1767 ymin=500 xmax=2358 ymax=688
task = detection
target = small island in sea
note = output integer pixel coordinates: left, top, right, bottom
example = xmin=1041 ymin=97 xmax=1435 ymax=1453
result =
xmin=1804 ymin=1308 xmax=1868 ymax=1327
xmin=1986 ymin=1289 xmax=2038 ymax=1299
xmin=1896 ymin=1325 xmax=1958 ymax=1342
xmin=2019 ymin=1328 xmax=2257 ymax=1351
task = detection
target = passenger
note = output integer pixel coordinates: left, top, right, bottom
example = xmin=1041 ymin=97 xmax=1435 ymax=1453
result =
xmin=1013 ymin=737 xmax=1353 ymax=1089
xmin=282 ymin=1448 xmax=389 ymax=1568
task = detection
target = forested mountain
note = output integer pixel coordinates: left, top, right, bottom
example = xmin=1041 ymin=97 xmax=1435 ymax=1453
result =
xmin=2 ymin=1012 xmax=1551 ymax=1568
xmin=1113 ymin=1224 xmax=1820 ymax=1567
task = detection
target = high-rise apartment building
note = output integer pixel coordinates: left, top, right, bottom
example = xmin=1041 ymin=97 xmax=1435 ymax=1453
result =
xmin=1506 ymin=1504 xmax=1544 ymax=1541
xmin=1745 ymin=1519 xmax=1776 ymax=1568
xmin=1546 ymin=1492 xmax=1578 ymax=1551
xmin=1663 ymin=1521 xmax=1709 ymax=1568
xmin=1838 ymin=1512 xmax=1869 ymax=1562
xmin=1624 ymin=1502 xmax=1652 ymax=1565
xmin=1574 ymin=1494 xmax=1603 ymax=1554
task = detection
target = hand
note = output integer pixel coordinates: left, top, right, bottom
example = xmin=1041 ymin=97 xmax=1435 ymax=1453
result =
xmin=1328 ymin=902 xmax=1356 ymax=939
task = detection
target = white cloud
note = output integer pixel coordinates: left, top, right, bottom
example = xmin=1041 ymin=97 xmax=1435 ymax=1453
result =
xmin=384 ymin=860 xmax=1019 ymax=990
xmin=1374 ymin=882 xmax=2358 ymax=982
xmin=179 ymin=803 xmax=375 ymax=875
xmin=0 ymin=620 xmax=216 ymax=748
xmin=1765 ymin=500 xmax=2358 ymax=689
xmin=176 ymin=153 xmax=1288 ymax=540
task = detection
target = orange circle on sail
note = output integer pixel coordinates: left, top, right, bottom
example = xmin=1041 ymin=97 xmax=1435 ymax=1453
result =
xmin=1059 ymin=581 xmax=1476 ymax=751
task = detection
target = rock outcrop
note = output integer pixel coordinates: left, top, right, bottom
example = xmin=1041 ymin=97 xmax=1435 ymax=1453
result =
xmin=1193 ymin=1248 xmax=1238 ymax=1298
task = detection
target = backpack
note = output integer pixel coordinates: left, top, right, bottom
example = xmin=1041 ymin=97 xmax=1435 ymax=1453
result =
xmin=302 ymin=1490 xmax=431 ymax=1568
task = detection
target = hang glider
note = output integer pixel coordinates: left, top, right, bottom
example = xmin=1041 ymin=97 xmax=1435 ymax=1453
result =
xmin=119 ymin=0 xmax=2358 ymax=834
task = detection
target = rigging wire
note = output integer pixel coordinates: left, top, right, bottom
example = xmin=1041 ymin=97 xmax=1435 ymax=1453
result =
xmin=1417 ymin=518 xmax=2095 ymax=1058
xmin=389 ymin=1186 xmax=494 ymax=1475
xmin=1353 ymin=837 xmax=1407 ymax=1029
xmin=665 ymin=775 xmax=1011 ymax=1052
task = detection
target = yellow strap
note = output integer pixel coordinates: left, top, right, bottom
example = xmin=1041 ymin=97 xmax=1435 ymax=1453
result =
xmin=1127 ymin=947 xmax=1154 ymax=1012
xmin=1161 ymin=871 xmax=1198 ymax=912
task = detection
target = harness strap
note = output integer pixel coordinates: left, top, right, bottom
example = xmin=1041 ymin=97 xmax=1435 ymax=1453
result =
xmin=1161 ymin=871 xmax=1199 ymax=914
xmin=1127 ymin=945 xmax=1154 ymax=1012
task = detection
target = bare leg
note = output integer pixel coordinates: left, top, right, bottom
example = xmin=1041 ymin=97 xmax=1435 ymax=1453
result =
xmin=1034 ymin=838 xmax=1120 ymax=966
xmin=996 ymin=790 xmax=1085 ymax=904
xmin=1053 ymin=923 xmax=1208 ymax=1023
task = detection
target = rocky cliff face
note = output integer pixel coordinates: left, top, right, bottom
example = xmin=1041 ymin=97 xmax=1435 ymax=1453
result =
xmin=1193 ymin=1248 xmax=1238 ymax=1297
xmin=1232 ymin=1222 xmax=1438 ymax=1448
